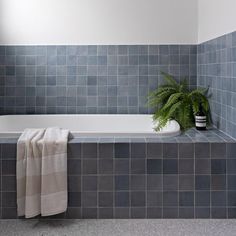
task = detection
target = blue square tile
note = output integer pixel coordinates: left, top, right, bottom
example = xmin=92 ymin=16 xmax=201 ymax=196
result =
xmin=115 ymin=192 xmax=130 ymax=207
xmin=163 ymin=191 xmax=178 ymax=206
xmin=0 ymin=46 xmax=5 ymax=55
xmin=195 ymin=143 xmax=210 ymax=158
xmin=115 ymin=143 xmax=130 ymax=158
xmin=57 ymin=46 xmax=66 ymax=55
xmin=5 ymin=66 xmax=15 ymax=76
xmin=163 ymin=207 xmax=178 ymax=218
xmin=211 ymin=208 xmax=227 ymax=219
xmin=163 ymin=143 xmax=178 ymax=158
xmin=195 ymin=191 xmax=210 ymax=206
xmin=211 ymin=143 xmax=226 ymax=158
xmin=149 ymin=45 xmax=159 ymax=55
xmin=118 ymin=46 xmax=128 ymax=55
xmin=211 ymin=159 xmax=226 ymax=174
xmin=195 ymin=175 xmax=210 ymax=190
xmin=115 ymin=175 xmax=129 ymax=191
xmin=131 ymin=143 xmax=146 ymax=158
xmin=195 ymin=207 xmax=210 ymax=218
xmin=159 ymin=45 xmax=169 ymax=55
xmin=67 ymin=46 xmax=78 ymax=55
xmin=88 ymin=46 xmax=97 ymax=55
xmin=147 ymin=159 xmax=162 ymax=174
xmin=227 ymin=159 xmax=236 ymax=174
xmin=232 ymin=32 xmax=236 ymax=47
xmin=131 ymin=175 xmax=146 ymax=190
xmin=131 ymin=191 xmax=146 ymax=206
xmin=228 ymin=191 xmax=236 ymax=206
xmin=163 ymin=159 xmax=178 ymax=174
xmin=211 ymin=191 xmax=226 ymax=206
xmin=163 ymin=175 xmax=178 ymax=191
xmin=149 ymin=55 xmax=159 ymax=65
xmin=179 ymin=192 xmax=194 ymax=206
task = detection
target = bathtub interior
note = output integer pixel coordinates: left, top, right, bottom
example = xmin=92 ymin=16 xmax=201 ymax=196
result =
xmin=0 ymin=115 xmax=181 ymax=138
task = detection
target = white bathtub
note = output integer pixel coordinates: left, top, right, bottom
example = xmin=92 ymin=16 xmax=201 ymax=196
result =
xmin=0 ymin=115 xmax=180 ymax=137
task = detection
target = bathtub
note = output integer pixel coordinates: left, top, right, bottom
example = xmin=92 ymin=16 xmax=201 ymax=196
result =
xmin=0 ymin=115 xmax=180 ymax=137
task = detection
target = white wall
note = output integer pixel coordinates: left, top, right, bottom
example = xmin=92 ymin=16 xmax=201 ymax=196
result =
xmin=0 ymin=0 xmax=198 ymax=45
xmin=198 ymin=0 xmax=236 ymax=43
xmin=1 ymin=0 xmax=236 ymax=46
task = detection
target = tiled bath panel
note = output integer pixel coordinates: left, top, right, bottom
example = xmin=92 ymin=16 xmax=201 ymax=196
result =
xmin=0 ymin=129 xmax=236 ymax=219
xmin=0 ymin=45 xmax=197 ymax=115
xmin=197 ymin=31 xmax=236 ymax=139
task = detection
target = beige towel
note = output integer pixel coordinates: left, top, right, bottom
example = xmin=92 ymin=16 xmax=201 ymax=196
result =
xmin=17 ymin=127 xmax=69 ymax=218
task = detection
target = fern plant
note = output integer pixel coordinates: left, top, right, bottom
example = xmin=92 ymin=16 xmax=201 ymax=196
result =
xmin=147 ymin=72 xmax=211 ymax=131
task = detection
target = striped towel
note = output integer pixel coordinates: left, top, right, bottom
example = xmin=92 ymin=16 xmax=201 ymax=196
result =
xmin=16 ymin=127 xmax=69 ymax=218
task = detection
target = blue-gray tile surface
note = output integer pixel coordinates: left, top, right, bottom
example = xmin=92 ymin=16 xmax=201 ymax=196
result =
xmin=0 ymin=128 xmax=235 ymax=219
xmin=198 ymin=31 xmax=236 ymax=139
xmin=0 ymin=45 xmax=197 ymax=115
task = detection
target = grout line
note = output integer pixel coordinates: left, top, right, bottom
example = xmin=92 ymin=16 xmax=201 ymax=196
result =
xmin=145 ymin=142 xmax=147 ymax=218
xmin=226 ymin=143 xmax=228 ymax=219
xmin=128 ymin=142 xmax=131 ymax=218
xmin=210 ymin=143 xmax=212 ymax=218
xmin=193 ymin=143 xmax=196 ymax=219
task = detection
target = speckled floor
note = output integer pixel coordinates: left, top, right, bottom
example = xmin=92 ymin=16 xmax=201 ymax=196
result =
xmin=0 ymin=219 xmax=236 ymax=236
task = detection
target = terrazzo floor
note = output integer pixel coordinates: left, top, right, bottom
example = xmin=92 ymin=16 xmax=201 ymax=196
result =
xmin=0 ymin=219 xmax=236 ymax=236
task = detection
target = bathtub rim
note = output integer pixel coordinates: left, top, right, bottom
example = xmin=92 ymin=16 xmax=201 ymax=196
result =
xmin=0 ymin=114 xmax=181 ymax=138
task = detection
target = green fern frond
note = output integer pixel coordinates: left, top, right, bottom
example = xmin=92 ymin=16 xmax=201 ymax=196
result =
xmin=192 ymin=99 xmax=199 ymax=115
xmin=148 ymin=89 xmax=176 ymax=108
xmin=162 ymin=93 xmax=183 ymax=111
xmin=160 ymin=71 xmax=179 ymax=88
xmin=147 ymin=72 xmax=211 ymax=131
xmin=154 ymin=101 xmax=183 ymax=131
xmin=179 ymin=79 xmax=188 ymax=92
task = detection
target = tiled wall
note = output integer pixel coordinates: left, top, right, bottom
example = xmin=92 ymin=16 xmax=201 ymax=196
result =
xmin=0 ymin=45 xmax=197 ymax=114
xmin=1 ymin=129 xmax=236 ymax=219
xmin=0 ymin=38 xmax=235 ymax=137
xmin=198 ymin=31 xmax=236 ymax=138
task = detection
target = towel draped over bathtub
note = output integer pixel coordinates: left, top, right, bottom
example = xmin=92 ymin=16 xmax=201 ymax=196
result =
xmin=16 ymin=127 xmax=69 ymax=218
